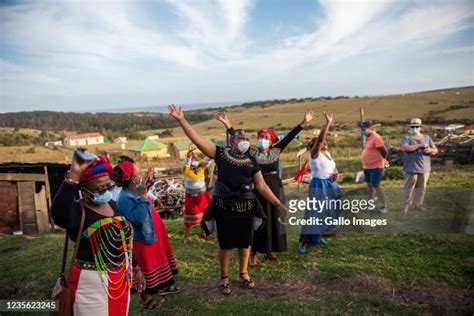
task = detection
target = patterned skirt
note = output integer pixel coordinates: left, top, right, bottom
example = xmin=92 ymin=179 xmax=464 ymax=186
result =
xmin=184 ymin=191 xmax=211 ymax=227
xmin=70 ymin=265 xmax=130 ymax=316
xmin=133 ymin=201 xmax=178 ymax=294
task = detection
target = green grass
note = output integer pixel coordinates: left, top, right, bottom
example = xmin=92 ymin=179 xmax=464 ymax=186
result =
xmin=0 ymin=166 xmax=473 ymax=315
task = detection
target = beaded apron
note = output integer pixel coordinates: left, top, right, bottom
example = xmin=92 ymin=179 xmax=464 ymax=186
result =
xmin=81 ymin=215 xmax=134 ymax=299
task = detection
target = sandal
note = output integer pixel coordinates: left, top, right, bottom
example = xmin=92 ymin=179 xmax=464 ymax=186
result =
xmin=219 ymin=276 xmax=231 ymax=295
xmin=248 ymin=254 xmax=259 ymax=268
xmin=239 ymin=272 xmax=255 ymax=289
xmin=263 ymin=253 xmax=279 ymax=261
xmin=158 ymin=284 xmax=182 ymax=296
xmin=140 ymin=298 xmax=161 ymax=310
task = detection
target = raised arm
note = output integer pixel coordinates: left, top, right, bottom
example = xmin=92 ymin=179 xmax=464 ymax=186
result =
xmin=216 ymin=112 xmax=236 ymax=144
xmin=51 ymin=153 xmax=95 ymax=228
xmin=275 ymin=109 xmax=314 ymax=150
xmin=168 ymin=104 xmax=216 ymax=159
xmin=310 ymin=111 xmax=333 ymax=159
xmin=215 ymin=112 xmax=233 ymax=130
xmin=182 ymin=144 xmax=195 ymax=173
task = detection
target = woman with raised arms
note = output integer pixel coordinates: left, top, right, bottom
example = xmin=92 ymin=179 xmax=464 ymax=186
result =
xmin=168 ymin=104 xmax=288 ymax=295
xmin=216 ymin=110 xmax=314 ymax=266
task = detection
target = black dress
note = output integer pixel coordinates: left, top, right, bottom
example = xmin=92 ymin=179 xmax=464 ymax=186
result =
xmin=210 ymin=145 xmax=261 ymax=249
xmin=231 ymin=125 xmax=303 ymax=254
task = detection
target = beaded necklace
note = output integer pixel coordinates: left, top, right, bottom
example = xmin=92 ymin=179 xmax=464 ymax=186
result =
xmin=82 ymin=215 xmax=133 ymax=299
xmin=222 ymin=147 xmax=254 ymax=166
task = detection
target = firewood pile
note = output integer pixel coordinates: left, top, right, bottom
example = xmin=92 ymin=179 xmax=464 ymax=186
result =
xmin=434 ymin=135 xmax=474 ymax=164
xmin=149 ymin=178 xmax=184 ymax=218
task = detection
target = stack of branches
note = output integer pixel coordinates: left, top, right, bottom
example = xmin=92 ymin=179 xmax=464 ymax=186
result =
xmin=434 ymin=135 xmax=474 ymax=164
xmin=150 ymin=178 xmax=184 ymax=218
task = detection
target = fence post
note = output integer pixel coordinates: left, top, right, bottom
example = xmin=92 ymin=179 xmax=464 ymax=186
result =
xmin=360 ymin=107 xmax=365 ymax=148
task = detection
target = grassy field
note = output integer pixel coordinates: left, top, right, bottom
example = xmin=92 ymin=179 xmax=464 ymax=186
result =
xmin=154 ymin=86 xmax=474 ymax=137
xmin=0 ymin=165 xmax=473 ymax=315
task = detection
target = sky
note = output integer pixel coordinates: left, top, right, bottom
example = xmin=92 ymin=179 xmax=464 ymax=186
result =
xmin=0 ymin=0 xmax=473 ymax=113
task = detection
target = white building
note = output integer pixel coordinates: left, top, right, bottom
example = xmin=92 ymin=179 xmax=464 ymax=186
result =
xmin=64 ymin=133 xmax=104 ymax=147
xmin=147 ymin=135 xmax=160 ymax=140
xmin=45 ymin=140 xmax=63 ymax=147
xmin=443 ymin=124 xmax=465 ymax=133
xmin=114 ymin=136 xmax=128 ymax=144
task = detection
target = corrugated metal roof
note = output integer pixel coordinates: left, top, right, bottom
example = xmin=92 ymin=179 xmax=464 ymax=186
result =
xmin=68 ymin=133 xmax=103 ymax=140
xmin=130 ymin=138 xmax=166 ymax=152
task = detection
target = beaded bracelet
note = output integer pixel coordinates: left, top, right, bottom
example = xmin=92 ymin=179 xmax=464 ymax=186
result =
xmin=64 ymin=170 xmax=80 ymax=185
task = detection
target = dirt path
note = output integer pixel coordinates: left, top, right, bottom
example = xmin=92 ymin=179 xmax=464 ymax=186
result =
xmin=182 ymin=275 xmax=474 ymax=315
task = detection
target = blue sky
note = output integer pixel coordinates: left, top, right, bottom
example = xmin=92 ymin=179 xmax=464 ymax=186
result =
xmin=0 ymin=0 xmax=473 ymax=113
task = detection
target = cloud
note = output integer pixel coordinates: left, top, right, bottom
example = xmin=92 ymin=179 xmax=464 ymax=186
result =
xmin=0 ymin=0 xmax=473 ymax=111
xmin=166 ymin=0 xmax=253 ymax=62
xmin=1 ymin=0 xmax=200 ymax=68
xmin=441 ymin=44 xmax=474 ymax=54
xmin=234 ymin=0 xmax=473 ymax=73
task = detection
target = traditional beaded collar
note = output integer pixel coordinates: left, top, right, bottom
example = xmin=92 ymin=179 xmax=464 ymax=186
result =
xmin=221 ymin=146 xmax=254 ymax=167
xmin=250 ymin=147 xmax=281 ymax=165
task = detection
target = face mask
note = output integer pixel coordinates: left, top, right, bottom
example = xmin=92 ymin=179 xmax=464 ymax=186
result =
xmin=361 ymin=130 xmax=369 ymax=137
xmin=257 ymin=138 xmax=270 ymax=149
xmin=237 ymin=140 xmax=250 ymax=153
xmin=191 ymin=161 xmax=200 ymax=167
xmin=91 ymin=190 xmax=113 ymax=204
xmin=409 ymin=127 xmax=420 ymax=134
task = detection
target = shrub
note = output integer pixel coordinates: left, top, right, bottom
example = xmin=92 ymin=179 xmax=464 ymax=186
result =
xmin=383 ymin=166 xmax=403 ymax=180
xmin=341 ymin=175 xmax=354 ymax=183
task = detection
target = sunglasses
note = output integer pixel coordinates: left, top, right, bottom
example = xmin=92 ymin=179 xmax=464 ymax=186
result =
xmin=83 ymin=181 xmax=116 ymax=195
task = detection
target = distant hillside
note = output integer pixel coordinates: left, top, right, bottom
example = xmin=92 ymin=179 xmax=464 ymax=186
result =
xmin=0 ymin=111 xmax=212 ymax=133
xmin=165 ymin=86 xmax=474 ymax=137
xmin=1 ymin=86 xmax=472 ymax=139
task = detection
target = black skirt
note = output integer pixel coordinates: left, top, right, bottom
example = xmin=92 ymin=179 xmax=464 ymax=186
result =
xmin=252 ymin=173 xmax=288 ymax=253
xmin=212 ymin=197 xmax=255 ymax=249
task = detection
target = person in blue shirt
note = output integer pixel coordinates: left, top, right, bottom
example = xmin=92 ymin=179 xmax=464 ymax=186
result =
xmin=400 ymin=118 xmax=438 ymax=215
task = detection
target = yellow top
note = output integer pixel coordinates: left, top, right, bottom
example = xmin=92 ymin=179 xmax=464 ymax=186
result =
xmin=183 ymin=158 xmax=208 ymax=179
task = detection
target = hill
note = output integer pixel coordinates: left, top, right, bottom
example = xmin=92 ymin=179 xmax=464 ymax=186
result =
xmin=161 ymin=86 xmax=474 ymax=138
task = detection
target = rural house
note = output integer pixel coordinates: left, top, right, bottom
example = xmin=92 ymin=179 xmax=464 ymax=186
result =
xmin=64 ymin=132 xmax=104 ymax=146
xmin=168 ymin=141 xmax=195 ymax=160
xmin=130 ymin=138 xmax=167 ymax=160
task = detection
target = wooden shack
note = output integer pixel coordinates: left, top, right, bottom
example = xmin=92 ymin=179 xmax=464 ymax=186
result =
xmin=0 ymin=162 xmax=70 ymax=234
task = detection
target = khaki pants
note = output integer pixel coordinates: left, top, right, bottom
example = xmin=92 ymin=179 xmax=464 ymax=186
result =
xmin=403 ymin=172 xmax=430 ymax=208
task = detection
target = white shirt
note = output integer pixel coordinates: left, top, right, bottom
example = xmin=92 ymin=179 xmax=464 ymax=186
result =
xmin=310 ymin=152 xmax=336 ymax=180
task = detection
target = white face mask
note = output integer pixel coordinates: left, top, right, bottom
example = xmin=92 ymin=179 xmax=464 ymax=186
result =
xmin=257 ymin=138 xmax=271 ymax=149
xmin=237 ymin=141 xmax=250 ymax=153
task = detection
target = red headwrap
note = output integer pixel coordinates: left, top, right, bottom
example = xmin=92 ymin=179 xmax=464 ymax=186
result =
xmin=79 ymin=154 xmax=113 ymax=184
xmin=257 ymin=129 xmax=279 ymax=144
xmin=117 ymin=160 xmax=135 ymax=184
